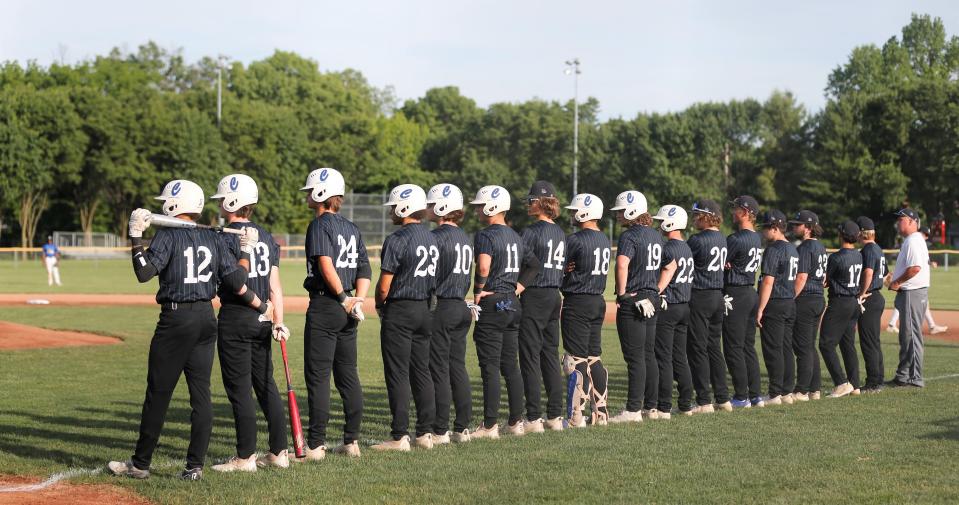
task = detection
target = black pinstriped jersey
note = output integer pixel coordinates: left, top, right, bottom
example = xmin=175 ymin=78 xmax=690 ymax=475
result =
xmin=432 ymin=224 xmax=472 ymax=299
xmin=617 ymin=225 xmax=664 ymax=295
xmin=797 ymin=239 xmax=827 ymax=297
xmin=860 ymin=242 xmax=886 ymax=292
xmin=381 ymin=223 xmax=438 ymax=301
xmin=761 ymin=240 xmax=799 ymax=300
xmin=663 ymin=238 xmax=694 ymax=304
xmin=688 ymin=229 xmax=727 ymax=290
xmin=827 ymin=248 xmax=863 ymax=298
xmin=474 ymin=224 xmax=534 ymax=294
xmin=725 ymin=229 xmax=762 ymax=287
xmin=218 ymin=221 xmax=280 ymax=305
xmin=561 ymin=229 xmax=610 ymax=295
xmin=304 ymin=212 xmax=370 ymax=295
xmin=142 ymin=227 xmax=239 ymax=304
xmin=521 ymin=220 xmax=566 ymax=288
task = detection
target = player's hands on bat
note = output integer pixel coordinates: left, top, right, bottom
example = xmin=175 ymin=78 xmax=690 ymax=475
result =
xmin=128 ymin=209 xmax=152 ymax=238
xmin=258 ymin=299 xmax=275 ymax=323
xmin=272 ymin=323 xmax=290 ymax=342
xmin=240 ymin=226 xmax=259 ymax=254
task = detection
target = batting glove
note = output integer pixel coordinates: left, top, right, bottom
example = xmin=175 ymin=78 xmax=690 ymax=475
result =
xmin=272 ymin=324 xmax=290 ymax=342
xmin=346 ymin=298 xmax=366 ymax=321
xmin=128 ymin=209 xmax=152 ymax=238
xmin=240 ymin=226 xmax=259 ymax=255
xmin=857 ymin=293 xmax=870 ymax=314
xmin=466 ymin=301 xmax=482 ymax=321
xmin=723 ymin=295 xmax=734 ymax=316
xmin=258 ymin=300 xmax=275 ymax=323
xmin=636 ymin=298 xmax=655 ymax=319
xmin=659 ymin=295 xmax=668 ymax=311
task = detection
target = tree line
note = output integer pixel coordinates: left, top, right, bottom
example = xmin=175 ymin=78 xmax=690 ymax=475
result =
xmin=1 ymin=13 xmax=957 ymax=248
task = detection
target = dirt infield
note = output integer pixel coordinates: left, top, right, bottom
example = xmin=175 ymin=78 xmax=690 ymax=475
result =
xmin=0 ymin=321 xmax=120 ymax=350
xmin=0 ymin=475 xmax=151 ymax=505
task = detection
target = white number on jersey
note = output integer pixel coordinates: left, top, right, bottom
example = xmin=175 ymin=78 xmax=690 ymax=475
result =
xmin=247 ymin=242 xmax=271 ymax=279
xmin=645 ymin=243 xmax=662 ymax=271
xmin=542 ymin=239 xmax=566 ymax=270
xmin=788 ymin=257 xmax=799 ymax=281
xmin=504 ymin=243 xmax=520 ymax=273
xmin=745 ymin=247 xmax=761 ymax=273
xmin=847 ymin=264 xmax=863 ymax=288
xmin=879 ymin=257 xmax=887 ymax=278
xmin=675 ymin=257 xmax=695 ymax=284
xmin=183 ymin=246 xmax=213 ymax=284
xmin=336 ymin=234 xmax=358 ymax=269
xmin=590 ymin=247 xmax=611 ymax=275
xmin=452 ymin=243 xmax=473 ymax=275
xmin=815 ymin=254 xmax=828 ymax=279
xmin=414 ymin=245 xmax=440 ymax=278
xmin=707 ymin=246 xmax=728 ymax=272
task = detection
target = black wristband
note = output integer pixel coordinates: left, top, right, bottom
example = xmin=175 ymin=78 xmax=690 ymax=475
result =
xmin=131 ymin=237 xmax=144 ymax=248
xmin=616 ymin=294 xmax=631 ymax=304
xmin=336 ymin=291 xmax=348 ymax=303
xmin=256 ymin=300 xmax=268 ymax=315
xmin=473 ymin=275 xmax=488 ymax=294
xmin=240 ymin=288 xmax=256 ymax=305
xmin=241 ymin=251 xmax=252 ymax=264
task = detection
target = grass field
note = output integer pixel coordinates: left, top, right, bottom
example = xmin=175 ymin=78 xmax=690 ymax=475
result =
xmin=2 ymin=258 xmax=958 ymax=309
xmin=1 ymin=305 xmax=959 ymax=504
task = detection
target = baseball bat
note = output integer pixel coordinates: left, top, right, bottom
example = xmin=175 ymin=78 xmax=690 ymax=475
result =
xmin=150 ymin=213 xmax=244 ymax=235
xmin=279 ymin=340 xmax=306 ymax=458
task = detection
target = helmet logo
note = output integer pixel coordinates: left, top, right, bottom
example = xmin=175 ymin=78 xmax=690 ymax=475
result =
xmin=584 ymin=196 xmax=592 ymax=206
xmin=626 ymin=193 xmax=634 ymax=203
xmin=491 ymin=188 xmax=500 ymax=198
xmin=171 ymin=182 xmax=181 ymax=196
xmin=229 ymin=177 xmax=238 ymax=191
xmin=319 ymin=169 xmax=329 ymax=181
xmin=668 ymin=207 xmax=677 ymax=216
xmin=442 ymin=185 xmax=451 ymax=197
xmin=400 ymin=188 xmax=413 ymax=199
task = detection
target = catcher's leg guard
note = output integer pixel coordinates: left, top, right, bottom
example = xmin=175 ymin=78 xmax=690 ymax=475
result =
xmin=587 ymin=356 xmax=609 ymax=425
xmin=563 ymin=354 xmax=589 ymax=427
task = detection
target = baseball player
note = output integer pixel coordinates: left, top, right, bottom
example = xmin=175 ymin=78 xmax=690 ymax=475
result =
xmin=372 ymin=184 xmax=438 ymax=451
xmin=300 ymin=168 xmax=372 ymax=459
xmin=788 ymin=210 xmax=827 ymax=402
xmin=610 ymin=190 xmax=661 ymax=423
xmin=208 ymin=174 xmax=290 ymax=472
xmin=108 ymin=179 xmax=269 ymax=481
xmin=652 ymin=205 xmax=695 ymax=417
xmin=41 ymin=236 xmax=62 ymax=286
xmin=756 ymin=210 xmax=799 ymax=405
xmin=426 ymin=184 xmax=475 ymax=443
xmin=819 ymin=221 xmax=863 ymax=398
xmin=686 ymin=199 xmax=731 ymax=413
xmin=518 ymin=181 xmax=566 ymax=433
xmin=723 ymin=196 xmax=764 ymax=408
xmin=856 ymin=216 xmax=886 ymax=392
xmin=470 ymin=185 xmax=542 ymax=439
xmin=559 ymin=194 xmax=610 ymax=427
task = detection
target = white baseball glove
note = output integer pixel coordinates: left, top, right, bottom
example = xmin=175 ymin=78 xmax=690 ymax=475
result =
xmin=128 ymin=209 xmax=152 ymax=238
xmin=240 ymin=226 xmax=259 ymax=255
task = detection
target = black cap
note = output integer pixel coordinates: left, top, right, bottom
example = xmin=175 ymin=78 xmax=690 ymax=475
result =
xmin=528 ymin=181 xmax=556 ymax=198
xmin=759 ymin=209 xmax=787 ymax=228
xmin=730 ymin=195 xmax=760 ymax=215
xmin=691 ymin=199 xmax=721 ymax=216
xmin=921 ymin=226 xmax=931 ymax=236
xmin=838 ymin=220 xmax=860 ymax=239
xmin=894 ymin=208 xmax=919 ymax=221
xmin=788 ymin=210 xmax=819 ymax=226
xmin=855 ymin=216 xmax=875 ymax=231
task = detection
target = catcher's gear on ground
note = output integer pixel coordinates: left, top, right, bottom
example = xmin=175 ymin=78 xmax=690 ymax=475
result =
xmin=211 ymin=174 xmax=258 ymax=212
xmin=563 ymin=353 xmax=609 ymax=426
xmin=610 ymin=190 xmax=648 ymax=220
xmin=128 ymin=209 xmax=152 ymax=238
xmin=272 ymin=324 xmax=290 ymax=342
xmin=653 ymin=204 xmax=689 ymax=231
xmin=470 ymin=185 xmax=511 ymax=216
xmin=383 ymin=184 xmax=427 ymax=218
xmin=723 ymin=295 xmax=734 ymax=316
xmin=239 ymin=226 xmax=259 ymax=255
xmin=155 ymin=180 xmax=204 ymax=216
xmin=426 ymin=183 xmax=464 ymax=216
xmin=565 ymin=193 xmax=604 ymax=223
xmin=301 ymin=167 xmax=345 ymax=203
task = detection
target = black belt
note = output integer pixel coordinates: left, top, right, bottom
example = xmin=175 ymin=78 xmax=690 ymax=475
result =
xmin=160 ymin=300 xmax=211 ymax=311
xmin=386 ymin=298 xmax=428 ymax=302
xmin=309 ymin=290 xmax=352 ymax=300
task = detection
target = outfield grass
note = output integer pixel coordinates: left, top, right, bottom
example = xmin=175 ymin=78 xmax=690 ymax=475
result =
xmin=2 ymin=258 xmax=959 ymax=310
xmin=1 ymin=306 xmax=958 ymax=504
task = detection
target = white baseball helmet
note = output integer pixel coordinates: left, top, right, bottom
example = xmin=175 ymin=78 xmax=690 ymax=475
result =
xmin=155 ymin=180 xmax=204 ymax=216
xmin=301 ymin=167 xmax=345 ymax=203
xmin=211 ymin=174 xmax=258 ymax=212
xmin=426 ymin=183 xmax=464 ymax=217
xmin=653 ymin=204 xmax=688 ymax=232
xmin=470 ymin=185 xmax=511 ymax=216
xmin=565 ymin=193 xmax=604 ymax=223
xmin=610 ymin=190 xmax=648 ymax=220
xmin=383 ymin=184 xmax=427 ymax=218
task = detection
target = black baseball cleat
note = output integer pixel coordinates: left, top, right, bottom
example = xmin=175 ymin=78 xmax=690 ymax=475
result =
xmin=885 ymin=379 xmax=908 ymax=388
xmin=179 ymin=467 xmax=203 ymax=481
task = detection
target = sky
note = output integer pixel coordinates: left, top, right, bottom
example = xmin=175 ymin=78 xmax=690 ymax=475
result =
xmin=2 ymin=1 xmax=958 ymax=119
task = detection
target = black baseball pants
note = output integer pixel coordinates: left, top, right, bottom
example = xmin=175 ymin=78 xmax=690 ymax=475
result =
xmin=473 ymin=293 xmax=524 ymax=428
xmin=656 ymin=302 xmax=693 ymax=413
xmin=722 ymin=285 xmax=761 ymax=401
xmin=760 ymin=298 xmax=796 ymax=398
xmin=430 ymin=298 xmax=473 ymax=434
xmin=858 ymin=290 xmax=885 ymax=388
xmin=819 ymin=297 xmax=861 ymax=388
xmin=615 ymin=295 xmax=657 ymax=412
xmin=688 ymin=289 xmax=730 ymax=405
xmin=793 ymin=295 xmax=825 ymax=394
xmin=519 ymin=287 xmax=565 ymax=421
xmin=381 ymin=299 xmax=435 ymax=440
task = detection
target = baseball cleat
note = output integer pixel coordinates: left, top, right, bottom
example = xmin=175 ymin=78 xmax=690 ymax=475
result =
xmin=332 ymin=441 xmax=361 ymax=457
xmin=851 ymin=388 xmax=861 ymax=396
xmin=505 ymin=420 xmax=526 ymax=436
xmin=371 ymin=435 xmax=412 ymax=452
xmin=451 ymin=429 xmax=473 ymax=443
xmin=750 ymin=397 xmax=766 ymax=408
xmin=931 ymin=325 xmax=948 ymax=335
xmin=641 ymin=409 xmax=659 ymax=420
xmin=257 ymin=450 xmax=290 ymax=468
xmin=860 ymin=385 xmax=883 ymax=394
xmin=212 ymin=454 xmax=257 ymax=473
xmin=809 ymin=391 xmax=822 ymax=400
xmin=525 ymin=418 xmax=546 ymax=434
xmin=608 ymin=410 xmax=643 ymax=423
xmin=885 ymin=325 xmax=898 ymax=334
xmin=565 ymin=416 xmax=588 ymax=428
xmin=828 ymin=382 xmax=854 ymax=398
xmin=107 ymin=460 xmax=150 ymax=480
xmin=765 ymin=395 xmax=783 ymax=406
xmin=792 ymin=392 xmax=810 ymax=402
xmin=472 ymin=424 xmax=500 ymax=440
xmin=544 ymin=417 xmax=565 ymax=431
xmin=303 ymin=444 xmax=327 ymax=461
xmin=691 ymin=404 xmax=715 ymax=414
xmin=730 ymin=398 xmax=751 ymax=409
xmin=414 ymin=433 xmax=434 ymax=450
xmin=781 ymin=393 xmax=795 ymax=405
xmin=656 ymin=411 xmax=672 ymax=420
xmin=714 ymin=401 xmax=733 ymax=412
xmin=179 ymin=467 xmax=203 ymax=481
xmin=433 ymin=431 xmax=452 ymax=445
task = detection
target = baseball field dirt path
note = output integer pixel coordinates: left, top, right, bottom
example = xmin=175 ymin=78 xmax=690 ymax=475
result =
xmin=0 ymin=474 xmax=151 ymax=505
xmin=0 ymin=321 xmax=121 ymax=350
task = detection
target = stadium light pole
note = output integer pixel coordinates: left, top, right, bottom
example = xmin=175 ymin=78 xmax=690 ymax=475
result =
xmin=216 ymin=56 xmax=225 ymax=128
xmin=565 ymin=58 xmax=581 ymax=198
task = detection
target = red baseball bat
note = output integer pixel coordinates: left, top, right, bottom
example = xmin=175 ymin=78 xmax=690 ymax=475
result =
xmin=279 ymin=340 xmax=305 ymax=458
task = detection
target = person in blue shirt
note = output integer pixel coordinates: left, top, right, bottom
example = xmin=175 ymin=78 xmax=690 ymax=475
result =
xmin=41 ymin=236 xmax=62 ymax=286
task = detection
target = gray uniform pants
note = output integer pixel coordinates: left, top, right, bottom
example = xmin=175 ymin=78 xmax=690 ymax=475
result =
xmin=894 ymin=288 xmax=927 ymax=386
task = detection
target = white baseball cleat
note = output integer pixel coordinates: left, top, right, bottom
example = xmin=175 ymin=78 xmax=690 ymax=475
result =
xmin=332 ymin=441 xmax=361 ymax=457
xmin=765 ymin=396 xmax=783 ymax=406
xmin=714 ymin=401 xmax=733 ymax=412
xmin=691 ymin=404 xmax=715 ymax=414
xmin=781 ymin=393 xmax=795 ymax=405
xmin=544 ymin=417 xmax=565 ymax=431
xmin=641 ymin=409 xmax=659 ymax=420
xmin=657 ymin=411 xmax=672 ymax=420
xmin=414 ymin=433 xmax=434 ymax=450
xmin=256 ymin=450 xmax=290 ymax=468
xmin=212 ymin=454 xmax=257 ymax=473
xmin=792 ymin=392 xmax=810 ymax=402
xmin=505 ymin=420 xmax=525 ymax=436
xmin=303 ymin=445 xmax=327 ymax=461
xmin=371 ymin=435 xmax=412 ymax=452
xmin=885 ymin=325 xmax=898 ymax=334
xmin=472 ymin=424 xmax=500 ymax=440
xmin=451 ymin=429 xmax=472 ymax=443
xmin=609 ymin=410 xmax=643 ymax=423
xmin=828 ymin=382 xmax=854 ymax=398
xmin=809 ymin=391 xmax=822 ymax=400
xmin=433 ymin=431 xmax=452 ymax=445
xmin=525 ymin=418 xmax=546 ymax=434
xmin=107 ymin=460 xmax=150 ymax=479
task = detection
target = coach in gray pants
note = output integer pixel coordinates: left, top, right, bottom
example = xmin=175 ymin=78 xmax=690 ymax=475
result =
xmin=887 ymin=208 xmax=930 ymax=388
